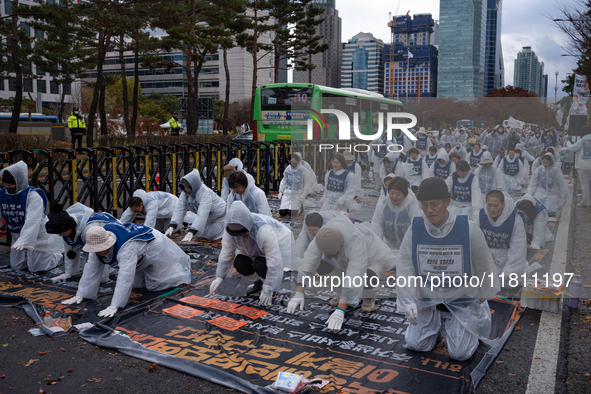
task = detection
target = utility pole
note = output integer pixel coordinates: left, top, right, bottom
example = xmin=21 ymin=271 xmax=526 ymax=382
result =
xmin=554 ymin=71 xmax=558 ymax=104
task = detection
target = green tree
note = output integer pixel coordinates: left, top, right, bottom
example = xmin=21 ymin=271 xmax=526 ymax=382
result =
xmin=0 ymin=1 xmax=37 ymax=133
xmin=292 ymin=3 xmax=329 ymax=83
xmin=30 ymin=0 xmax=96 ymax=122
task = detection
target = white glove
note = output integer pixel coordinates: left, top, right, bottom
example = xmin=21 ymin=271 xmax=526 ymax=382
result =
xmin=62 ymin=295 xmax=83 ymax=305
xmin=530 ymin=244 xmax=541 ymax=250
xmin=325 ymin=309 xmax=345 ymax=331
xmin=277 ymin=192 xmax=283 ymax=200
xmin=259 ymin=289 xmax=273 ymax=306
xmin=286 ymin=291 xmax=305 ymax=314
xmin=11 ymin=243 xmax=26 ymax=251
xmin=182 ymin=231 xmax=194 ymax=242
xmin=320 ymin=195 xmax=326 ymax=204
xmin=337 ymin=197 xmax=345 ymax=206
xmin=209 ymin=277 xmax=223 ymax=295
xmin=406 ymin=303 xmax=418 ymax=326
xmin=97 ymin=306 xmax=118 ymax=318
xmin=164 ymin=227 xmax=174 ymax=237
xmin=51 ymin=273 xmax=72 ymax=282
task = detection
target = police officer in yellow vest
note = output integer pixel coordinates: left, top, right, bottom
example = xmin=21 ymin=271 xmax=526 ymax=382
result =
xmin=67 ymin=107 xmax=86 ymax=148
xmin=168 ymin=112 xmax=181 ymax=136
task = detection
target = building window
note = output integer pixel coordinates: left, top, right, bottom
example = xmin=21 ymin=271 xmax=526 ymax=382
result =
xmin=64 ymin=83 xmax=71 ymax=95
xmin=37 ymin=80 xmax=46 ymax=93
xmin=50 ymin=81 xmax=59 ymax=94
xmin=0 ymin=80 xmax=4 ymax=91
xmin=9 ymin=78 xmax=17 ymax=91
xmin=199 ymin=81 xmax=219 ymax=88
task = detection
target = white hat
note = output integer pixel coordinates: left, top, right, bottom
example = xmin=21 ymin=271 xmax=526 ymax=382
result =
xmin=479 ymin=151 xmax=494 ymax=165
xmin=515 ymin=143 xmax=523 ymax=150
xmin=343 ymin=151 xmax=355 ymax=161
xmin=83 ymin=227 xmax=116 ymax=253
xmin=418 ymin=127 xmax=427 ymax=135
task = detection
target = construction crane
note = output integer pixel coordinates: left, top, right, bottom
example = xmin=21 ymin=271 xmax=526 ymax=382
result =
xmin=388 ymin=0 xmax=402 ymax=99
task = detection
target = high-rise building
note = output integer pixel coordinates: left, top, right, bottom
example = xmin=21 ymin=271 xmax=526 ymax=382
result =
xmin=384 ymin=14 xmax=438 ymax=99
xmin=484 ymin=0 xmax=504 ymax=95
xmin=513 ymin=46 xmax=547 ymax=98
xmin=292 ymin=0 xmax=342 ymax=87
xmin=0 ymin=0 xmax=76 ymax=112
xmin=341 ymin=33 xmax=384 ymax=94
xmin=437 ymin=0 xmax=486 ymax=98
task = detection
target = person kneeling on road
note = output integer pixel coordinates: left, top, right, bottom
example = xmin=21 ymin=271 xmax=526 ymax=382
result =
xmin=45 ymin=203 xmax=118 ymax=282
xmin=286 ymin=223 xmax=395 ymax=330
xmin=477 ymin=191 xmax=527 ymax=283
xmin=515 ymin=194 xmax=555 ymax=249
xmin=397 ymin=177 xmax=498 ymax=361
xmin=165 ymin=169 xmax=227 ymax=242
xmin=209 ymin=201 xmax=293 ymax=305
xmin=62 ymin=223 xmax=191 ymax=317
xmin=227 ymin=171 xmax=272 ymax=217
xmin=0 ymin=161 xmax=63 ymax=272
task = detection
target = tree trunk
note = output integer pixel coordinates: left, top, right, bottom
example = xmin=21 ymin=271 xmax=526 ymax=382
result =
xmin=249 ymin=1 xmax=259 ymax=126
xmin=86 ymin=22 xmax=113 ymax=146
xmin=99 ymin=80 xmax=107 ymax=135
xmin=223 ymin=46 xmax=230 ymax=135
xmin=8 ymin=0 xmax=22 ymax=134
xmin=119 ymin=33 xmax=131 ymax=135
xmin=307 ymin=51 xmax=312 ymax=83
xmin=58 ymin=83 xmax=67 ymax=123
xmin=130 ymin=36 xmax=139 ymax=139
xmin=273 ymin=17 xmax=281 ymax=83
xmin=185 ymin=0 xmax=198 ymax=136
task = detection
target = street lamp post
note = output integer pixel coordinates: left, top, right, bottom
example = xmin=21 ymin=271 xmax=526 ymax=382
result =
xmin=555 ymin=71 xmax=559 ymax=104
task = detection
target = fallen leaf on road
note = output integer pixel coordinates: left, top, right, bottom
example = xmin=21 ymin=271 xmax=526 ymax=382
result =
xmin=25 ymin=359 xmax=39 ymax=367
xmin=67 ymin=368 xmax=73 ymax=373
xmin=148 ymin=363 xmax=158 ymax=372
xmin=514 ymin=325 xmax=521 ymax=331
xmin=87 ymin=378 xmax=103 ymax=383
xmin=39 ymin=390 xmax=46 ymax=394
xmin=115 ymin=377 xmax=122 ymax=381
xmin=2 ymin=344 xmax=7 ymax=347
xmin=81 ymin=384 xmax=86 ymax=387
xmin=508 ymin=373 xmax=516 ymax=376
xmin=494 ymin=360 xmax=504 ymax=364
xmin=571 ymin=263 xmax=581 ymax=267
xmin=1 ymin=375 xmax=5 ymax=379
xmin=535 ymin=357 xmax=541 ymax=359
xmin=37 ymin=351 xmax=52 ymax=356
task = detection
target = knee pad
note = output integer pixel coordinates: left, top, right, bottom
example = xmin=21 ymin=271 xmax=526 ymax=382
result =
xmin=233 ymin=254 xmax=255 ymax=276
xmin=252 ymin=256 xmax=268 ymax=279
xmin=316 ymin=260 xmax=334 ymax=276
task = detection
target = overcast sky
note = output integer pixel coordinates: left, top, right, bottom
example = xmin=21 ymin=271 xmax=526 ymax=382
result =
xmin=335 ymin=0 xmax=576 ymax=98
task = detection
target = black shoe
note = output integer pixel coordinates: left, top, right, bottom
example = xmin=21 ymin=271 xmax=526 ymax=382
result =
xmin=246 ymin=280 xmax=263 ymax=295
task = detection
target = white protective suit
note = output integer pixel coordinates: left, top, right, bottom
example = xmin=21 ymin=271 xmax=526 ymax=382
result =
xmin=227 ymin=174 xmax=272 ymax=217
xmin=477 ymin=194 xmax=528 ymax=279
xmin=0 ymin=161 xmax=62 ymax=271
xmin=474 ymin=165 xmax=506 ymax=197
xmin=120 ymin=190 xmax=196 ymax=233
xmin=428 ymin=149 xmax=457 ymax=180
xmin=369 ymin=138 xmax=393 ymax=180
xmin=496 ymin=156 xmax=525 ymax=192
xmin=295 ymin=210 xmax=353 ymax=259
xmin=378 ymin=152 xmax=407 ymax=187
xmin=397 ymin=211 xmax=499 ymax=361
xmin=298 ymin=223 xmax=395 ymax=305
xmin=439 ymin=131 xmax=456 ymax=148
xmin=278 ymin=153 xmax=314 ymax=212
xmin=392 ymin=131 xmax=413 ymax=152
xmin=406 ymin=156 xmax=429 ymax=188
xmin=483 ymin=130 xmax=507 ymax=159
xmin=59 ymin=203 xmax=118 ymax=279
xmin=413 ymin=132 xmax=433 ymax=157
xmin=216 ymin=201 xmax=293 ymax=292
xmin=346 ymin=159 xmax=363 ymax=198
xmin=450 ymin=145 xmax=468 ymax=161
xmin=527 ymin=156 xmax=569 ymax=215
xmin=565 ymin=135 xmax=591 ymax=206
xmin=321 ymin=167 xmax=360 ymax=212
xmin=517 ymin=194 xmax=554 ymax=249
xmin=301 ymin=159 xmax=319 ymax=195
xmin=171 ymin=169 xmax=227 ymax=240
xmin=370 ymin=193 xmax=422 ymax=250
xmin=76 ymin=224 xmax=191 ymax=308
xmin=445 ymin=170 xmax=483 ymax=219
xmin=221 ymin=158 xmax=256 ymax=201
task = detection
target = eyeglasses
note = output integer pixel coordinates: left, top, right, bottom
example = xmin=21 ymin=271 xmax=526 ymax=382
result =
xmin=420 ymin=201 xmax=443 ymax=210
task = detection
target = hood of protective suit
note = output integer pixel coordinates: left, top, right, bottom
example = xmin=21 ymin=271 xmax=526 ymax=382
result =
xmin=65 ymin=202 xmax=95 ymax=240
xmin=542 ymin=153 xmax=555 ymax=166
xmin=0 ymin=160 xmax=29 ymax=193
xmin=132 ymin=189 xmax=148 ymax=206
xmin=226 ymin=201 xmax=254 ymax=231
xmin=383 ymin=152 xmax=399 ymax=171
xmin=291 ymin=152 xmax=303 ymax=170
xmin=229 ymin=158 xmax=244 ymax=172
xmin=484 ymin=192 xmax=515 ymax=223
xmin=435 ymin=148 xmax=450 ymax=165
xmin=181 ymin=169 xmax=202 ymax=193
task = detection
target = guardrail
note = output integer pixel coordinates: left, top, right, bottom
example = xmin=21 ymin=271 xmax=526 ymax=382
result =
xmin=0 ymin=140 xmax=356 ymax=214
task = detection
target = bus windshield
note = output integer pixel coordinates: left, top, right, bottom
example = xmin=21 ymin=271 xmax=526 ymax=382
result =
xmin=261 ymin=87 xmax=313 ymax=109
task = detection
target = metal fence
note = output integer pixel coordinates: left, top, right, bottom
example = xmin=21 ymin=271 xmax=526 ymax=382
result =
xmin=0 ymin=140 xmax=354 ymax=215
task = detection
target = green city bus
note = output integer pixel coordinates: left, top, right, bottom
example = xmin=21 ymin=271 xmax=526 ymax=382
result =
xmin=252 ymin=83 xmax=404 ymax=141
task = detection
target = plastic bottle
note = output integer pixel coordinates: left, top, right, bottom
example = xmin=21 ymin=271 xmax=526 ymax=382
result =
xmin=43 ymin=311 xmax=53 ymax=327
